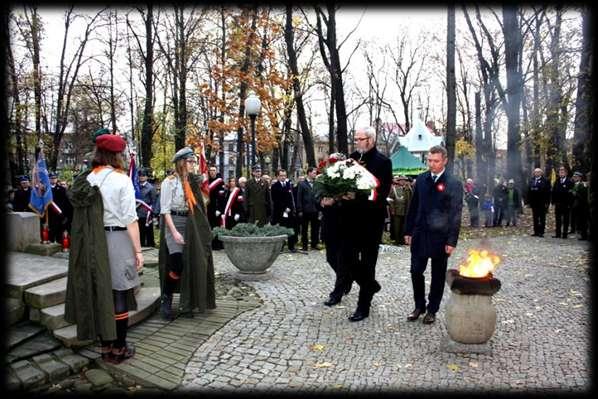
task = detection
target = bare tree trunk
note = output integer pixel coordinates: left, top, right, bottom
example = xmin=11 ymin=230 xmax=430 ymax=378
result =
xmin=7 ymin=32 xmax=26 ymax=176
xmin=140 ymin=5 xmax=154 ymax=167
xmin=285 ymin=6 xmax=315 ymax=167
xmin=544 ymin=5 xmax=563 ymax=176
xmin=446 ymin=4 xmax=457 ymax=174
xmin=107 ymin=10 xmax=118 ymax=132
xmin=572 ymin=6 xmax=592 ymax=174
xmin=503 ymin=5 xmax=523 ymax=188
xmin=126 ymin=16 xmax=136 ymax=145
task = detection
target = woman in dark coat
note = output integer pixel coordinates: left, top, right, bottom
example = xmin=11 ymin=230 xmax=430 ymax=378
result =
xmin=65 ymin=133 xmax=143 ymax=364
xmin=158 ymin=147 xmax=216 ymax=319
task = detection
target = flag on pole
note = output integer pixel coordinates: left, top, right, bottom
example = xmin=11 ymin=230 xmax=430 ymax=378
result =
xmin=197 ymin=142 xmax=210 ymax=205
xmin=29 ymin=150 xmax=54 ymax=217
xmin=128 ymin=153 xmax=153 ymax=225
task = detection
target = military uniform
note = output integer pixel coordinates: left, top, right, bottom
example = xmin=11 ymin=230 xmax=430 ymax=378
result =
xmin=246 ymin=177 xmax=271 ymax=226
xmin=207 ymin=175 xmax=226 ymax=249
xmin=388 ymin=182 xmax=412 ymax=245
xmin=12 ymin=177 xmax=32 ymax=212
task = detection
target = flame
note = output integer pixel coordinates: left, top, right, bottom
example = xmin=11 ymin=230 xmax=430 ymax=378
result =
xmin=458 ymin=249 xmax=501 ymax=278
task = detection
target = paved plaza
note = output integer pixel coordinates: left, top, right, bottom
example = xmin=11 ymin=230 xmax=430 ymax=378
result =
xmin=174 ymin=234 xmax=590 ymax=393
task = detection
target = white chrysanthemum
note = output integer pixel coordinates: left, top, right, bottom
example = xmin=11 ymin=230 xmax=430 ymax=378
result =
xmin=342 ymin=167 xmax=357 ymax=180
xmin=326 ymin=167 xmax=340 ymax=178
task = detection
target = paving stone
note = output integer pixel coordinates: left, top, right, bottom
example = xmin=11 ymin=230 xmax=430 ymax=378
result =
xmin=11 ymin=360 xmax=47 ymax=390
xmin=8 ymin=321 xmax=45 ymax=350
xmin=32 ymin=353 xmax=71 ymax=382
xmin=8 ymin=331 xmax=63 ymax=363
xmin=6 ymin=252 xmax=68 ymax=300
xmin=84 ymin=368 xmax=114 ymax=388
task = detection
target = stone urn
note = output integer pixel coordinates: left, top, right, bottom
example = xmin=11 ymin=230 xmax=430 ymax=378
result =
xmin=444 ymin=269 xmax=502 ymax=344
xmin=219 ymin=235 xmax=287 ymax=274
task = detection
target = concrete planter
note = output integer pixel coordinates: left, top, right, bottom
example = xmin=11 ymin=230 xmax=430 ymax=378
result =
xmin=219 ymin=235 xmax=287 ymax=274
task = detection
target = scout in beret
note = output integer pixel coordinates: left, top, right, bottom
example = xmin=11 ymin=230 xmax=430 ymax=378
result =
xmin=158 ymin=146 xmax=216 ymax=320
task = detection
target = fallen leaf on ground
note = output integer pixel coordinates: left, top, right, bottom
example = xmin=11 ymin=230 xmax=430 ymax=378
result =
xmin=447 ymin=364 xmax=460 ymax=372
xmin=310 ymin=344 xmax=325 ymax=352
xmin=314 ymin=362 xmax=334 ymax=368
xmin=469 ymin=361 xmax=478 ymax=368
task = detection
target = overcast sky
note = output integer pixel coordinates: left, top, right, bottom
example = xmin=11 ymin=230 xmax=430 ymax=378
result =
xmin=12 ymin=6 xmax=581 ymax=150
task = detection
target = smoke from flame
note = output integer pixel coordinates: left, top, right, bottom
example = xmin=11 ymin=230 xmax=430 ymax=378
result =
xmin=458 ymin=249 xmax=501 ymax=278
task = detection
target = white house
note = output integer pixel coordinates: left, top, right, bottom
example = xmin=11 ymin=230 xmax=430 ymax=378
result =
xmin=398 ymin=118 xmax=444 ymax=163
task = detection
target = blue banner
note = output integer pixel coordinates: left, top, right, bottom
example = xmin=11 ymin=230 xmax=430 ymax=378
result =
xmin=29 ymin=151 xmax=53 ymax=217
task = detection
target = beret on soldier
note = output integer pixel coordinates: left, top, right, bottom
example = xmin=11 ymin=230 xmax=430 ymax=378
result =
xmin=92 ymin=127 xmax=111 ymax=143
xmin=95 ymin=134 xmax=126 ymax=153
xmin=251 ymin=164 xmax=262 ymax=171
xmin=172 ymin=147 xmax=195 ymax=163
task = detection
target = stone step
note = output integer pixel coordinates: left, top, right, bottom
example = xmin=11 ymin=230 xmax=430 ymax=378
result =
xmin=24 ymin=277 xmax=68 ymax=309
xmin=39 ymin=303 xmax=71 ymax=331
xmin=6 ymin=331 xmax=63 ymax=365
xmin=24 ymin=242 xmax=63 ymax=257
xmin=6 ymin=252 xmax=68 ymax=300
xmin=53 ymin=286 xmax=161 ymax=347
xmin=8 ymin=321 xmax=45 ymax=350
xmin=8 ymin=297 xmax=26 ymax=326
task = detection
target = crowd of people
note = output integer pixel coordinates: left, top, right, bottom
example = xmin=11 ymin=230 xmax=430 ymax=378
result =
xmin=6 ymin=125 xmax=592 ymax=366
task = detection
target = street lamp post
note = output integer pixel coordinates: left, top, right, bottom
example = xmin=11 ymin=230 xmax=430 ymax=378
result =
xmin=244 ymin=93 xmax=261 ymax=166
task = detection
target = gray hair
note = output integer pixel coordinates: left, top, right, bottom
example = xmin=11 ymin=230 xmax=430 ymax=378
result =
xmin=238 ymin=176 xmax=247 ymax=184
xmin=357 ymin=126 xmax=376 ymax=142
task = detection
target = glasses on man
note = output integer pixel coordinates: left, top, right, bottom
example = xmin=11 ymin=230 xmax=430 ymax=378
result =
xmin=355 ymin=137 xmax=369 ymax=142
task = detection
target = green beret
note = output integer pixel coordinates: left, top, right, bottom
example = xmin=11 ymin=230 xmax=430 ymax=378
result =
xmin=172 ymin=147 xmax=195 ymax=163
xmin=92 ymin=128 xmax=111 ymax=143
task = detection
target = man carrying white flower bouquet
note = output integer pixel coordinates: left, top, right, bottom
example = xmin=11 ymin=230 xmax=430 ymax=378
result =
xmin=317 ymin=127 xmax=392 ymax=322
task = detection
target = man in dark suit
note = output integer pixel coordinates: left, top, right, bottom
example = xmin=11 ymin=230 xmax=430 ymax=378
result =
xmin=246 ymin=164 xmax=272 ymax=226
xmin=404 ymin=145 xmax=463 ymax=325
xmin=331 ymin=127 xmax=392 ymax=322
xmin=527 ymin=168 xmax=551 ymax=237
xmin=137 ymin=168 xmax=158 ymax=247
xmin=48 ymin=172 xmax=72 ymax=243
xmin=12 ymin=175 xmax=33 ymax=212
xmin=207 ymin=166 xmax=226 ymax=249
xmin=270 ymin=169 xmax=298 ymax=252
xmin=551 ymin=166 xmax=574 ymax=238
xmin=297 ymin=167 xmax=320 ymax=251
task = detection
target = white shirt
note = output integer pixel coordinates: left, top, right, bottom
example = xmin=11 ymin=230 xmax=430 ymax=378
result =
xmin=86 ymin=167 xmax=138 ymax=227
xmin=431 ymin=168 xmax=445 ymax=182
xmin=160 ymin=176 xmax=187 ymax=214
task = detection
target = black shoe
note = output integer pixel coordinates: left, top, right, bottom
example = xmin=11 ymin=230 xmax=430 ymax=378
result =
xmin=538 ymin=234 xmax=544 ymax=237
xmin=407 ymin=308 xmax=425 ymax=322
xmin=422 ymin=312 xmax=436 ymax=324
xmin=562 ymin=235 xmax=568 ymax=239
xmin=302 ymin=246 xmax=308 ymax=251
xmin=324 ymin=296 xmax=341 ymax=307
xmin=530 ymin=233 xmax=538 ymax=237
xmin=348 ymin=309 xmax=369 ymax=322
xmin=373 ymin=281 xmax=381 ymax=294
xmin=343 ymin=282 xmax=352 ymax=295
xmin=289 ymin=248 xmax=297 ymax=253
xmin=579 ymin=237 xmax=588 ymax=241
xmin=552 ymin=235 xmax=561 ymax=238
xmin=160 ymin=295 xmax=174 ymax=321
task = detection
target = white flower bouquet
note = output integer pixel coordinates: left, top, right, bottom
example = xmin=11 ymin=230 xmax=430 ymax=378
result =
xmin=313 ymin=157 xmax=379 ymax=201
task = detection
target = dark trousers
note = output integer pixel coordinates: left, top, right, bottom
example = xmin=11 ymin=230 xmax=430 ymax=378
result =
xmin=278 ymin=216 xmax=297 ymax=251
xmin=493 ymin=205 xmax=504 ymax=226
xmin=531 ymin=206 xmax=547 ymax=235
xmin=138 ymin=218 xmax=155 ymax=247
xmin=341 ymin=243 xmax=380 ymax=311
xmin=468 ymin=205 xmax=480 ymax=227
xmin=301 ymin=212 xmax=320 ymax=249
xmin=573 ymin=207 xmax=589 ymax=239
xmin=410 ymin=253 xmax=448 ymax=314
xmin=554 ymin=205 xmax=570 ymax=237
xmin=326 ymin=239 xmax=352 ymax=300
xmin=391 ymin=215 xmax=406 ymax=244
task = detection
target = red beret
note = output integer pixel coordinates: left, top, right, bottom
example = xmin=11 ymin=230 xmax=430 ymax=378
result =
xmin=96 ymin=134 xmax=126 ymax=153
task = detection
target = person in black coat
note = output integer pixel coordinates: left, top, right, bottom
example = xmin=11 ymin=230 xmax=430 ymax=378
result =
xmin=297 ymin=167 xmax=321 ymax=250
xmin=48 ymin=172 xmax=72 ymax=243
xmin=270 ymin=169 xmax=298 ymax=252
xmin=492 ymin=178 xmax=508 ymax=227
xmin=137 ymin=169 xmax=158 ymax=247
xmin=404 ymin=145 xmax=463 ymax=325
xmin=222 ymin=177 xmax=247 ymax=229
xmin=207 ymin=166 xmax=226 ymax=249
xmin=551 ymin=165 xmax=574 ymax=238
xmin=527 ymin=168 xmax=551 ymax=237
xmin=331 ymin=127 xmax=393 ymax=322
xmin=12 ymin=175 xmax=33 ymax=212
